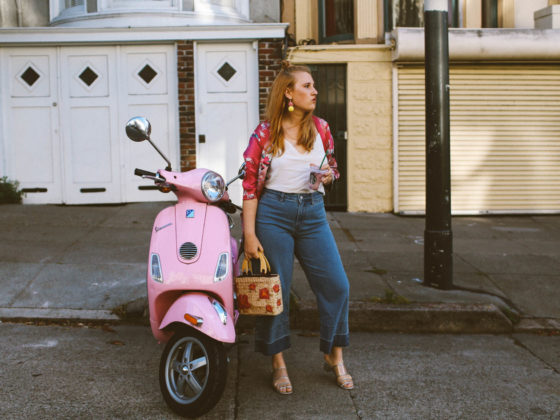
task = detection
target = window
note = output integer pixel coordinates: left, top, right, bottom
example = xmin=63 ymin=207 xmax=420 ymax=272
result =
xmin=384 ymin=0 xmax=462 ymax=32
xmin=318 ymin=0 xmax=354 ymax=43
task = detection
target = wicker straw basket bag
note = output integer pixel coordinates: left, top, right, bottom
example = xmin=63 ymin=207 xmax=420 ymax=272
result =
xmin=235 ymin=251 xmax=283 ymax=316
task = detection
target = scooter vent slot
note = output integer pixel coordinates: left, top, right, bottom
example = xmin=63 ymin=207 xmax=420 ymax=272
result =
xmin=179 ymin=242 xmax=198 ymax=260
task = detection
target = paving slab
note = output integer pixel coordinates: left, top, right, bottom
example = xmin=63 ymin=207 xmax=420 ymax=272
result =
xmin=0 ymin=263 xmax=45 ymax=306
xmin=514 ymin=333 xmax=560 ymax=373
xmin=459 ymin=253 xmax=560 ymax=276
xmin=237 ymin=333 xmax=357 ymax=419
xmin=346 ymin=333 xmax=560 ymax=419
xmin=9 ymin=263 xmax=145 ymax=311
xmin=0 ymin=239 xmax=70 ymax=263
xmin=489 ymin=274 xmax=560 ymax=319
xmin=386 ymin=276 xmax=511 ymax=309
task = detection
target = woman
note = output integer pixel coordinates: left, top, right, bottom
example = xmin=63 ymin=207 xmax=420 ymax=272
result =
xmin=242 ymin=62 xmax=353 ymax=395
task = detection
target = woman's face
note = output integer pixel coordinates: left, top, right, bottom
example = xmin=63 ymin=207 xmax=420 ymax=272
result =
xmin=286 ymin=71 xmax=317 ymax=113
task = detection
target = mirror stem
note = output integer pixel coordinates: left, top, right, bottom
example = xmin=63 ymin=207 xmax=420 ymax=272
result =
xmin=147 ymin=138 xmax=172 ymax=171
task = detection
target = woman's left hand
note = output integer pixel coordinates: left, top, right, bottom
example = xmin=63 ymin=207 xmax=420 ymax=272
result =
xmin=321 ymin=164 xmax=333 ymax=185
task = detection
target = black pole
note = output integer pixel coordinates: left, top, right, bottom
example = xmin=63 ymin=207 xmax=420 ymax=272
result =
xmin=424 ymin=0 xmax=453 ymax=290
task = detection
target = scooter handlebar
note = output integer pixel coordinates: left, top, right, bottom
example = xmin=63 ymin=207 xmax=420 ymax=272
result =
xmin=134 ymin=168 xmax=157 ymax=177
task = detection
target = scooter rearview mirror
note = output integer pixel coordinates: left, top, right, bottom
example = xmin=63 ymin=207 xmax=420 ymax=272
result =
xmin=126 ymin=116 xmax=151 ymax=142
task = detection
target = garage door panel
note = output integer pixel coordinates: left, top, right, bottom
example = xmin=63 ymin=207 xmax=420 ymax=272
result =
xmin=121 ymin=44 xmax=177 ymax=203
xmin=3 ymin=48 xmax=62 ymax=204
xmin=13 ymin=106 xmax=55 ymax=183
xmin=69 ymin=106 xmax=113 ymax=183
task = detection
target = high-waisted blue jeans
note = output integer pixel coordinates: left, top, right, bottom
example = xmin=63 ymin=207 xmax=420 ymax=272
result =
xmin=254 ymin=188 xmax=350 ymax=355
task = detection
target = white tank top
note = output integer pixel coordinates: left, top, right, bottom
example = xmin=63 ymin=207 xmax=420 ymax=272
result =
xmin=265 ymin=132 xmax=326 ymax=194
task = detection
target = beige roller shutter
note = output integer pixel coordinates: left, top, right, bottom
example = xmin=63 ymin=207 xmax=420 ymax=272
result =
xmin=396 ymin=64 xmax=560 ymax=214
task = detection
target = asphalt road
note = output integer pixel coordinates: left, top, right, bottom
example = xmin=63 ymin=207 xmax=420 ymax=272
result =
xmin=1 ymin=322 xmax=559 ymax=419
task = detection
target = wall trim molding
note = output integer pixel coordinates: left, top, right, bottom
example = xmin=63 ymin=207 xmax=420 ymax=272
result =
xmin=0 ymin=24 xmax=288 ymax=45
xmin=393 ymin=28 xmax=560 ymax=62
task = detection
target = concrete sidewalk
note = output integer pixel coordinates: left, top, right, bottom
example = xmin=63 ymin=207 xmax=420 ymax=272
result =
xmin=1 ymin=203 xmax=559 ymax=333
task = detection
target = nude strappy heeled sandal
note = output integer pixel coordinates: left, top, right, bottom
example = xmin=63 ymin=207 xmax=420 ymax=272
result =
xmin=323 ymin=362 xmax=354 ymax=390
xmin=272 ymin=366 xmax=293 ymax=395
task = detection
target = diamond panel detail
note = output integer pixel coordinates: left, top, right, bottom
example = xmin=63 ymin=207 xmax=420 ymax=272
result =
xmin=21 ymin=67 xmax=40 ymax=87
xmin=217 ymin=62 xmax=236 ymax=82
xmin=138 ymin=64 xmax=158 ymax=84
xmin=79 ymin=67 xmax=99 ymax=87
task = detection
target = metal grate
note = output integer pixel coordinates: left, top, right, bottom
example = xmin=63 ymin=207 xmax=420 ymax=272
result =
xmin=179 ymin=242 xmax=198 ymax=260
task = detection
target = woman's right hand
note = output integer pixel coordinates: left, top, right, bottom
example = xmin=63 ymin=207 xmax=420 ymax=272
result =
xmin=244 ymin=233 xmax=264 ymax=260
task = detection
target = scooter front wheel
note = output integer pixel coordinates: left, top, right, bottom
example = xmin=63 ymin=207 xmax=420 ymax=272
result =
xmin=159 ymin=327 xmax=228 ymax=418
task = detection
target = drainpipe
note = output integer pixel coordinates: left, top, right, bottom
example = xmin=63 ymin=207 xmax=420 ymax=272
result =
xmin=423 ymin=0 xmax=453 ymax=290
xmin=15 ymin=0 xmax=23 ymax=27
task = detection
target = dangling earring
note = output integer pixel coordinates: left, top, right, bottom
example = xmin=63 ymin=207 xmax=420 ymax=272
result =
xmin=288 ymin=100 xmax=294 ymax=112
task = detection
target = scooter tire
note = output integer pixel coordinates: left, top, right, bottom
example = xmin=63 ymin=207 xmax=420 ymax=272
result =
xmin=159 ymin=327 xmax=228 ymax=418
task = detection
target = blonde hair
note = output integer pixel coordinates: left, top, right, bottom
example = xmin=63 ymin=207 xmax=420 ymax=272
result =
xmin=265 ymin=62 xmax=316 ymax=156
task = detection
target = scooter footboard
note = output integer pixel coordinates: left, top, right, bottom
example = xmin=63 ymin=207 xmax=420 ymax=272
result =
xmin=159 ymin=293 xmax=236 ymax=343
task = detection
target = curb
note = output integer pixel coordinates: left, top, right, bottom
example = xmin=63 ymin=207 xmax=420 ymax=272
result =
xmin=4 ymin=302 xmax=558 ymax=335
xmin=236 ymin=300 xmax=515 ymax=334
xmin=294 ymin=300 xmax=514 ymax=334
xmin=0 ymin=308 xmax=120 ymax=323
xmin=514 ymin=318 xmax=560 ymax=333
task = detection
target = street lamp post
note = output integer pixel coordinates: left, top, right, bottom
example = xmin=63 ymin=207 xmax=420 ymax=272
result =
xmin=423 ymin=0 xmax=453 ymax=289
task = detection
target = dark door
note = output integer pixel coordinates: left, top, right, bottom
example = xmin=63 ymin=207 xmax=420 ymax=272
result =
xmin=309 ymin=64 xmax=347 ymax=211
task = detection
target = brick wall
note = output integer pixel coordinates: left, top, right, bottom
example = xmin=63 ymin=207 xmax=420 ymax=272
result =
xmin=257 ymin=39 xmax=283 ymax=121
xmin=177 ymin=41 xmax=196 ymax=171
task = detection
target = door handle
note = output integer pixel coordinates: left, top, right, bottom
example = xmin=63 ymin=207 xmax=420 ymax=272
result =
xmin=199 ymin=134 xmax=206 ymax=144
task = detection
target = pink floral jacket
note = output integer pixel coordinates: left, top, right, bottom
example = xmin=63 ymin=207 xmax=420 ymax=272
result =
xmin=242 ymin=116 xmax=340 ymax=200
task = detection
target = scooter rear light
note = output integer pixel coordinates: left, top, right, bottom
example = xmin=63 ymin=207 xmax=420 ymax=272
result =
xmin=214 ymin=252 xmax=229 ymax=282
xmin=184 ymin=313 xmax=203 ymax=326
xmin=150 ymin=253 xmax=163 ymax=283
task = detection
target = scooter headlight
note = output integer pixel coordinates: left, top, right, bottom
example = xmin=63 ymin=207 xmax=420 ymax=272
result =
xmin=150 ymin=253 xmax=163 ymax=283
xmin=201 ymin=171 xmax=225 ymax=202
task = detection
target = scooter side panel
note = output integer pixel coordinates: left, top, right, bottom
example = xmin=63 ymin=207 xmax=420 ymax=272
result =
xmin=159 ymin=292 xmax=236 ymax=343
xmin=147 ymin=203 xmax=236 ymax=341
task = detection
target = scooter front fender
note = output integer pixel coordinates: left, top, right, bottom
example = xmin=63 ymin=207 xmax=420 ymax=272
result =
xmin=159 ymin=293 xmax=236 ymax=343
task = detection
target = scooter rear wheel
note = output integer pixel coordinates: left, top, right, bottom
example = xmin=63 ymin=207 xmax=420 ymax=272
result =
xmin=159 ymin=327 xmax=228 ymax=418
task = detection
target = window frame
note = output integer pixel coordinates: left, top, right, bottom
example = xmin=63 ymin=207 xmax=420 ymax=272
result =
xmin=318 ymin=0 xmax=355 ymax=44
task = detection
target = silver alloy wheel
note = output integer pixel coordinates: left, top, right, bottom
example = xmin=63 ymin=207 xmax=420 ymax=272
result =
xmin=164 ymin=335 xmax=210 ymax=404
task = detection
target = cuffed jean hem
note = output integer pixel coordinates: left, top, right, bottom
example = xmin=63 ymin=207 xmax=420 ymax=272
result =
xmin=320 ymin=334 xmax=350 ymax=354
xmin=255 ymin=335 xmax=291 ymax=356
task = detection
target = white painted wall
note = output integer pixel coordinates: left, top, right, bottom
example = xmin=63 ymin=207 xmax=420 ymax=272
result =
xmin=515 ymin=0 xmax=548 ymax=28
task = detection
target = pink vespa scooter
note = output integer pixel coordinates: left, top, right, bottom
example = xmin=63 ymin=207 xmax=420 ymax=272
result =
xmin=125 ymin=117 xmax=245 ymax=418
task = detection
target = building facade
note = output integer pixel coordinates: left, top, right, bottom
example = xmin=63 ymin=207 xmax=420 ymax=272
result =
xmin=2 ymin=0 xmax=559 ymax=213
xmin=286 ymin=0 xmax=560 ymax=214
xmin=0 ymin=0 xmax=285 ymax=204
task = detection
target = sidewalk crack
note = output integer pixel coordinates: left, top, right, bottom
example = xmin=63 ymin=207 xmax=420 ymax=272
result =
xmin=233 ymin=340 xmax=240 ymax=420
xmin=512 ymin=336 xmax=560 ymax=375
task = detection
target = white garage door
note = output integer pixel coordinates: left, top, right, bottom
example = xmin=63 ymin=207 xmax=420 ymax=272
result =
xmin=1 ymin=45 xmax=178 ymax=204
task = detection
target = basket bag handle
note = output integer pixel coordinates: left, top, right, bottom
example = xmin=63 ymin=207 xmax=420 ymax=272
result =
xmin=241 ymin=251 xmax=271 ymax=275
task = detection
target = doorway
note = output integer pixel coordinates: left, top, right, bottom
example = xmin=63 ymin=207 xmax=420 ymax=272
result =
xmin=309 ymin=64 xmax=348 ymax=211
